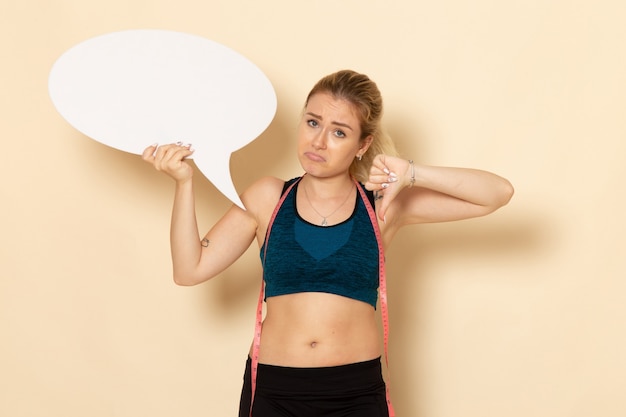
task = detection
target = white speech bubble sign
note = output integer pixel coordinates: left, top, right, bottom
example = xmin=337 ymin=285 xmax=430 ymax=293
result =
xmin=48 ymin=29 xmax=277 ymax=208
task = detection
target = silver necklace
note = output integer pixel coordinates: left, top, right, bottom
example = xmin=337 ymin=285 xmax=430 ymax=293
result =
xmin=302 ymin=182 xmax=354 ymax=226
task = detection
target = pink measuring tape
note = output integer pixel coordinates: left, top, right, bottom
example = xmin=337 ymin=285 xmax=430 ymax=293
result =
xmin=250 ymin=177 xmax=395 ymax=417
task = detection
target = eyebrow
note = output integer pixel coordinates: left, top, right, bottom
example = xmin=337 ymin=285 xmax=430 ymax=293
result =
xmin=305 ymin=112 xmax=354 ymax=131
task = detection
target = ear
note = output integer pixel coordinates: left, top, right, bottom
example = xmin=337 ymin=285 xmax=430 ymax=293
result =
xmin=358 ymin=135 xmax=374 ymax=156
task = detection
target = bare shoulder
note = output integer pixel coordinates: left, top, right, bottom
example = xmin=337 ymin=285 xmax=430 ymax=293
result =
xmin=241 ymin=176 xmax=285 ymax=209
xmin=240 ymin=176 xmax=289 ymax=238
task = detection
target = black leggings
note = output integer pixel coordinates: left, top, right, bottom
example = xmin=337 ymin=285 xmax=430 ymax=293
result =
xmin=238 ymin=356 xmax=390 ymax=417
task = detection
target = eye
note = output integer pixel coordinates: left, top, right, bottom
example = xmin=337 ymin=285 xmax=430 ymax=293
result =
xmin=307 ymin=119 xmax=319 ymax=128
xmin=333 ymin=129 xmax=346 ymax=138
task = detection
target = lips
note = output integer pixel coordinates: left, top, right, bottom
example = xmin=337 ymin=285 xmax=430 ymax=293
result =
xmin=304 ymin=151 xmax=326 ymax=162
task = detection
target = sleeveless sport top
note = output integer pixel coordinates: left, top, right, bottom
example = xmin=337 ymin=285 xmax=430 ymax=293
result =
xmin=261 ymin=177 xmax=380 ymax=308
xmin=250 ymin=176 xmax=396 ymax=416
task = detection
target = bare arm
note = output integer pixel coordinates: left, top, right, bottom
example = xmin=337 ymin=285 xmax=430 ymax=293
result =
xmin=365 ymin=155 xmax=514 ymax=228
xmin=169 ymin=180 xmax=258 ymax=285
xmin=142 ymin=143 xmax=259 ymax=286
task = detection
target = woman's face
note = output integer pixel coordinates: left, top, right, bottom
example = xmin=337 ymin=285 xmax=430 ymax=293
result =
xmin=297 ymin=92 xmax=370 ymax=179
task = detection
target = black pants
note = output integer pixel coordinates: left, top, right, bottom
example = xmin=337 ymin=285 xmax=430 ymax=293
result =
xmin=238 ymin=356 xmax=390 ymax=417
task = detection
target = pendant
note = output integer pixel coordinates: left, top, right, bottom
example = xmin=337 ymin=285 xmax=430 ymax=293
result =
xmin=321 ymin=218 xmax=328 ymax=227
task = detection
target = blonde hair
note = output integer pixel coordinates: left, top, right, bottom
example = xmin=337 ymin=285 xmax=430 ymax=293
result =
xmin=305 ymin=70 xmax=398 ymax=183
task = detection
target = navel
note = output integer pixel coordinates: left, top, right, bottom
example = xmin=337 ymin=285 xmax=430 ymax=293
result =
xmin=310 ymin=341 xmax=318 ymax=348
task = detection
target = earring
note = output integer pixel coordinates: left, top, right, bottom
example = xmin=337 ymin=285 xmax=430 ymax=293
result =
xmin=357 ymin=154 xmax=362 ymax=161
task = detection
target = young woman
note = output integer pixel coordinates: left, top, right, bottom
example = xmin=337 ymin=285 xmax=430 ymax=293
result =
xmin=142 ymin=70 xmax=514 ymax=417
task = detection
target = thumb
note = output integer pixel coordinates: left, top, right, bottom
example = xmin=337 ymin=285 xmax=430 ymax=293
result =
xmin=377 ymin=182 xmax=403 ymax=223
xmin=378 ymin=194 xmax=390 ymax=222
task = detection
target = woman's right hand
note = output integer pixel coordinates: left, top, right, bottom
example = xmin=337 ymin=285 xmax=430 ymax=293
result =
xmin=142 ymin=142 xmax=194 ymax=183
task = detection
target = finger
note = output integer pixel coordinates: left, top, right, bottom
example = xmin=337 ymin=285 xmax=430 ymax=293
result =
xmin=363 ymin=181 xmax=378 ymax=191
xmin=172 ymin=147 xmax=194 ymax=164
xmin=152 ymin=143 xmax=174 ymax=161
xmin=372 ymin=165 xmax=399 ymax=183
xmin=378 ymin=201 xmax=388 ymax=221
xmin=368 ymin=171 xmax=399 ymax=190
xmin=164 ymin=144 xmax=194 ymax=162
xmin=378 ymin=188 xmax=398 ymax=221
xmin=367 ymin=173 xmax=390 ymax=184
xmin=142 ymin=143 xmax=158 ymax=162
xmin=154 ymin=143 xmax=190 ymax=162
xmin=370 ymin=155 xmax=388 ymax=172
xmin=158 ymin=146 xmax=194 ymax=173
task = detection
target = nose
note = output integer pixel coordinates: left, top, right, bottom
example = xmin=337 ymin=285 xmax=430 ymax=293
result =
xmin=311 ymin=129 xmax=327 ymax=150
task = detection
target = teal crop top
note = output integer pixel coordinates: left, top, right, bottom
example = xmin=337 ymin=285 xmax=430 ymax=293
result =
xmin=261 ymin=177 xmax=380 ymax=308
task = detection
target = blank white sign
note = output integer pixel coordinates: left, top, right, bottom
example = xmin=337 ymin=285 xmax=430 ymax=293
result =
xmin=49 ymin=29 xmax=277 ymax=208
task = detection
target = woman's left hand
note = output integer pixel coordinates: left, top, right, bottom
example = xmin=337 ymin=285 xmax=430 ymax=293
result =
xmin=364 ymin=154 xmax=413 ymax=221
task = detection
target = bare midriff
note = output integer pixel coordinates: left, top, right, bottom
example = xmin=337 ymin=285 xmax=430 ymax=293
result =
xmin=250 ymin=292 xmax=380 ymax=367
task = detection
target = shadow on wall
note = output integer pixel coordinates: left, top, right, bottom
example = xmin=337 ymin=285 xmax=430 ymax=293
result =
xmin=385 ymin=208 xmax=553 ymax=415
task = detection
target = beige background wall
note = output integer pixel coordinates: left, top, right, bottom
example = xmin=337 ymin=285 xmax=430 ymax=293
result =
xmin=1 ymin=1 xmax=624 ymax=416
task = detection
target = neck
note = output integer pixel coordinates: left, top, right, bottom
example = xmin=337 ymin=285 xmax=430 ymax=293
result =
xmin=300 ymin=174 xmax=356 ymax=226
xmin=302 ymin=173 xmax=354 ymax=198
